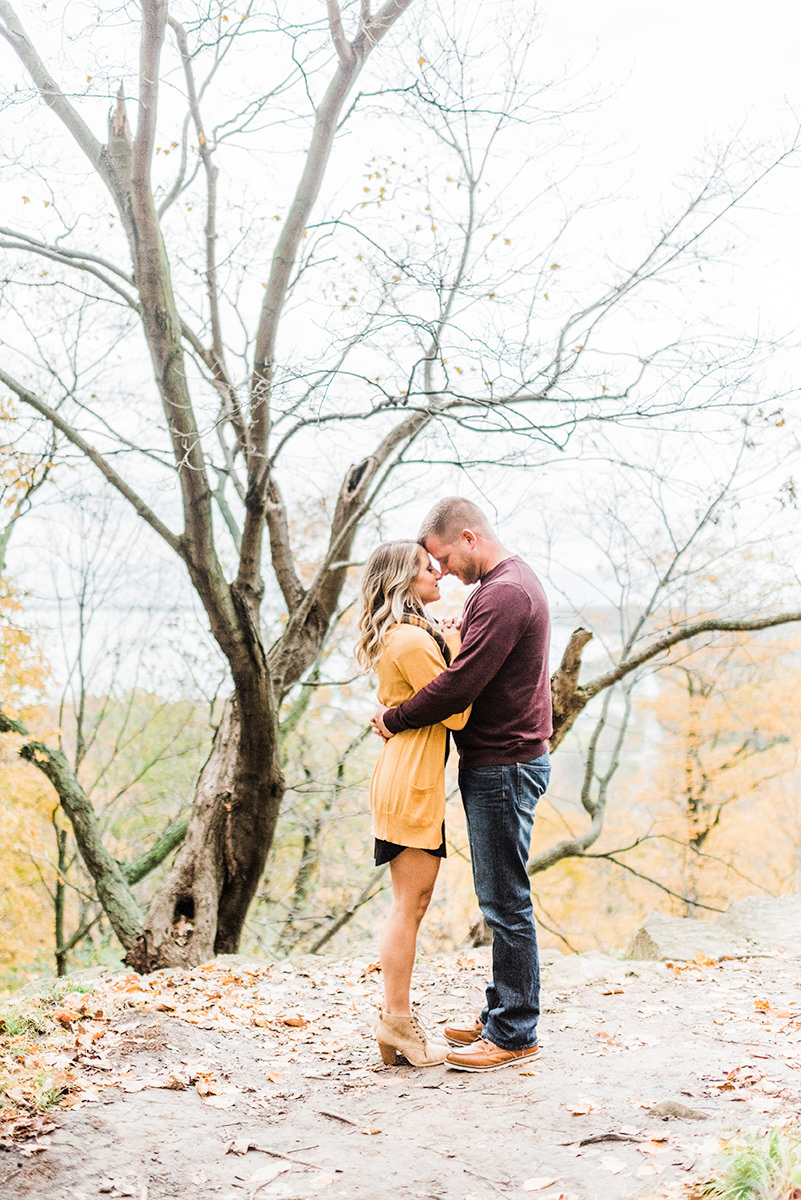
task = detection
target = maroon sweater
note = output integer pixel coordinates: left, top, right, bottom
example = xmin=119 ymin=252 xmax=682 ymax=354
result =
xmin=383 ymin=556 xmax=553 ymax=767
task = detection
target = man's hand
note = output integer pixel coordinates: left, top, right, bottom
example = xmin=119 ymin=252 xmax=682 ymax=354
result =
xmin=371 ymin=704 xmax=393 ymax=741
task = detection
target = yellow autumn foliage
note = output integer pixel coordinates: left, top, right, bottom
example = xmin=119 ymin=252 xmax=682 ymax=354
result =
xmin=522 ymin=631 xmax=801 ymax=954
xmin=0 ymin=578 xmax=54 ymax=980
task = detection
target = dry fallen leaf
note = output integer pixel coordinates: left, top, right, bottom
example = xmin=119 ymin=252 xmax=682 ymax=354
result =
xmin=522 ymin=1178 xmax=557 ymax=1191
xmin=266 ymin=1070 xmax=284 ymax=1084
xmin=636 ymin=1138 xmax=669 ymax=1154
xmin=598 ymin=1154 xmax=627 ymax=1174
xmin=567 ymin=1103 xmax=593 ymax=1116
xmin=361 ymin=1126 xmax=381 ymax=1135
xmin=52 ymin=1008 xmax=82 ymax=1025
xmin=159 ymin=1074 xmax=186 ymax=1091
xmin=244 ymin=1162 xmax=290 ymax=1187
xmin=225 ymin=1138 xmax=252 ymax=1156
xmin=203 ymin=1094 xmax=237 ymax=1109
xmin=636 ymin=1162 xmax=665 ymax=1178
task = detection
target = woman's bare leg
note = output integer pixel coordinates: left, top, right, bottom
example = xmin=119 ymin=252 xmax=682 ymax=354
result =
xmin=380 ymin=848 xmax=441 ymax=1014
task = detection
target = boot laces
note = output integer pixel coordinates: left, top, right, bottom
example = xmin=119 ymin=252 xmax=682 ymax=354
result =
xmin=409 ymin=1007 xmax=427 ymax=1041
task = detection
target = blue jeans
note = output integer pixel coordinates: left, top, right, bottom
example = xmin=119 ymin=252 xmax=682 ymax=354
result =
xmin=459 ymin=754 xmax=550 ymax=1050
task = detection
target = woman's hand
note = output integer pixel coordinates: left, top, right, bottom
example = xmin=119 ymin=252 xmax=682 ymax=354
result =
xmin=440 ymin=616 xmax=462 ymax=632
xmin=370 ymin=704 xmax=393 ymax=741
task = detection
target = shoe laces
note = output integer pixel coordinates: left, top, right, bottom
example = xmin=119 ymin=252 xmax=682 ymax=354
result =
xmin=409 ymin=1007 xmax=427 ymax=1040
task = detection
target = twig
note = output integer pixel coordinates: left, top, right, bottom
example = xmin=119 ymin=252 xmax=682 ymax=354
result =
xmin=462 ymin=1164 xmax=509 ymax=1193
xmin=584 ymin=855 xmax=726 ymax=912
xmin=317 ymin=1109 xmax=361 ymax=1128
xmin=246 ymin=1145 xmax=322 ymax=1170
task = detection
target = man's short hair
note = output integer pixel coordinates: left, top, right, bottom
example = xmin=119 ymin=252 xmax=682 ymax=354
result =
xmin=418 ymin=497 xmax=495 ymax=545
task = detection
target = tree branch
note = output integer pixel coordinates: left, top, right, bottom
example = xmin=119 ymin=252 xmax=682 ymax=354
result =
xmin=0 ymin=707 xmax=143 ymax=949
xmin=168 ymin=17 xmax=236 ymax=408
xmin=0 ymin=226 xmax=135 ymax=289
xmin=268 ymin=406 xmax=430 ymax=690
xmin=0 ymin=1 xmax=104 ymax=173
xmin=265 ymin=474 xmax=305 ymax=612
xmin=133 ymin=0 xmax=165 ymax=190
xmin=124 ymin=817 xmax=190 ymax=885
xmin=585 ymin=853 xmax=726 ymax=913
xmin=308 ymin=865 xmax=388 ymax=953
xmin=550 ymin=612 xmax=801 ymax=750
xmin=585 ymin=612 xmax=801 ymax=702
xmin=0 ymin=367 xmax=183 ymax=554
xmin=535 ymin=612 xmax=801 ymax=875
xmin=242 ymin=0 xmax=414 ymax=611
xmin=326 ymin=0 xmax=355 ymax=68
xmin=550 ymin=627 xmax=593 ymax=749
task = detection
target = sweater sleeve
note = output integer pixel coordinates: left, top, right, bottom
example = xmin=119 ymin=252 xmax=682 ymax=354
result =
xmin=389 ymin=631 xmax=471 ymax=731
xmin=384 ymin=582 xmax=532 ymax=733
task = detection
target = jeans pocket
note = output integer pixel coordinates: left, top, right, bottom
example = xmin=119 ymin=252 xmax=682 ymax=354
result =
xmin=460 ymin=764 xmax=506 ymax=806
xmin=515 ymin=761 xmax=550 ymax=816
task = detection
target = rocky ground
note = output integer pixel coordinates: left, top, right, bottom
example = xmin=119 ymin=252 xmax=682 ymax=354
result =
xmin=2 ymin=929 xmax=801 ymax=1200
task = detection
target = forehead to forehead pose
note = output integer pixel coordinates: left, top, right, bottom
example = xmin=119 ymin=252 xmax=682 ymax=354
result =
xmin=372 ymin=497 xmax=553 ymax=1072
xmin=356 ymin=539 xmax=470 ymax=1068
xmin=417 ymin=496 xmax=495 ymax=585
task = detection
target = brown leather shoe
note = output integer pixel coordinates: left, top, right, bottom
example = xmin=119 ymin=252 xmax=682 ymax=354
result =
xmin=446 ymin=1037 xmax=540 ymax=1072
xmin=443 ymin=1016 xmax=484 ymax=1046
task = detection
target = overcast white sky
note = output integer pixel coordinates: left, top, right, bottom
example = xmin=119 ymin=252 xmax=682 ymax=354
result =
xmin=540 ymin=0 xmax=799 ymax=336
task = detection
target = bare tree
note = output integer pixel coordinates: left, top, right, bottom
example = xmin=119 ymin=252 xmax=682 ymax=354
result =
xmin=534 ymin=448 xmax=801 ymax=892
xmin=0 ymin=1 xmax=798 ymax=969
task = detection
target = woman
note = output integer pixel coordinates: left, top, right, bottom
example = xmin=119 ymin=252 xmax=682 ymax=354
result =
xmin=356 ymin=540 xmax=470 ymax=1067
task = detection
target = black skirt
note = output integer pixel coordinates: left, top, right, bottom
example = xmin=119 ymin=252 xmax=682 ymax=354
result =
xmin=374 ymin=822 xmax=447 ymax=866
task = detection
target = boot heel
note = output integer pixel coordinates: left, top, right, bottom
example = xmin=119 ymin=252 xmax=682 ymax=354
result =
xmin=378 ymin=1041 xmax=398 ymax=1065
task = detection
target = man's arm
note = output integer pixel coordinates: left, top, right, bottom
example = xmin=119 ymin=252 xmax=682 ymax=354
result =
xmin=382 ymin=583 xmax=532 ymax=734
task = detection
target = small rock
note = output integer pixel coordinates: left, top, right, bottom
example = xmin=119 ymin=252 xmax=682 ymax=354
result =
xmin=648 ymin=1099 xmax=709 ymax=1120
xmin=624 ymin=894 xmax=801 ymax=961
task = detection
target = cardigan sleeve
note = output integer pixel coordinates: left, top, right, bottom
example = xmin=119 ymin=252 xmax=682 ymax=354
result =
xmin=388 ymin=629 xmax=471 ymax=731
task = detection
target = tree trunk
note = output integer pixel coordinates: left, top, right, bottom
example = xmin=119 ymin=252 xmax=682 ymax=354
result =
xmin=124 ymin=692 xmax=285 ymax=972
xmin=54 ymin=821 xmax=68 ymax=977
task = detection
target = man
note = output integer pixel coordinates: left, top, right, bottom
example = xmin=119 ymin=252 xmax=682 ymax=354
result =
xmin=372 ymin=496 xmax=553 ymax=1072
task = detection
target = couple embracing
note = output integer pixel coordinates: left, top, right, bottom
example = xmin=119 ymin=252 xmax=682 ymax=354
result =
xmin=355 ymin=497 xmax=553 ymax=1073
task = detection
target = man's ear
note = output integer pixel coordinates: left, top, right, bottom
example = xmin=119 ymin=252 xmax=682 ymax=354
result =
xmin=462 ymin=528 xmax=477 ymax=548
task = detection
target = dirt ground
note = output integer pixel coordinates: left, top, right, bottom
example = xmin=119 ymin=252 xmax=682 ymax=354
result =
xmin=1 ymin=946 xmax=800 ymax=1200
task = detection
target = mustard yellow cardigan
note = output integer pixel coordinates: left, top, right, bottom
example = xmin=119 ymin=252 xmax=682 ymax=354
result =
xmin=370 ymin=623 xmax=471 ymax=849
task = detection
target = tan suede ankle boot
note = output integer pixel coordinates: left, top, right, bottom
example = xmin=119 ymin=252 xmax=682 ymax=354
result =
xmin=374 ymin=1006 xmax=449 ymax=1067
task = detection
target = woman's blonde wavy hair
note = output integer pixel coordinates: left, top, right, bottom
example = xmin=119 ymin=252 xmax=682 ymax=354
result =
xmin=355 ymin=540 xmax=425 ymax=670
